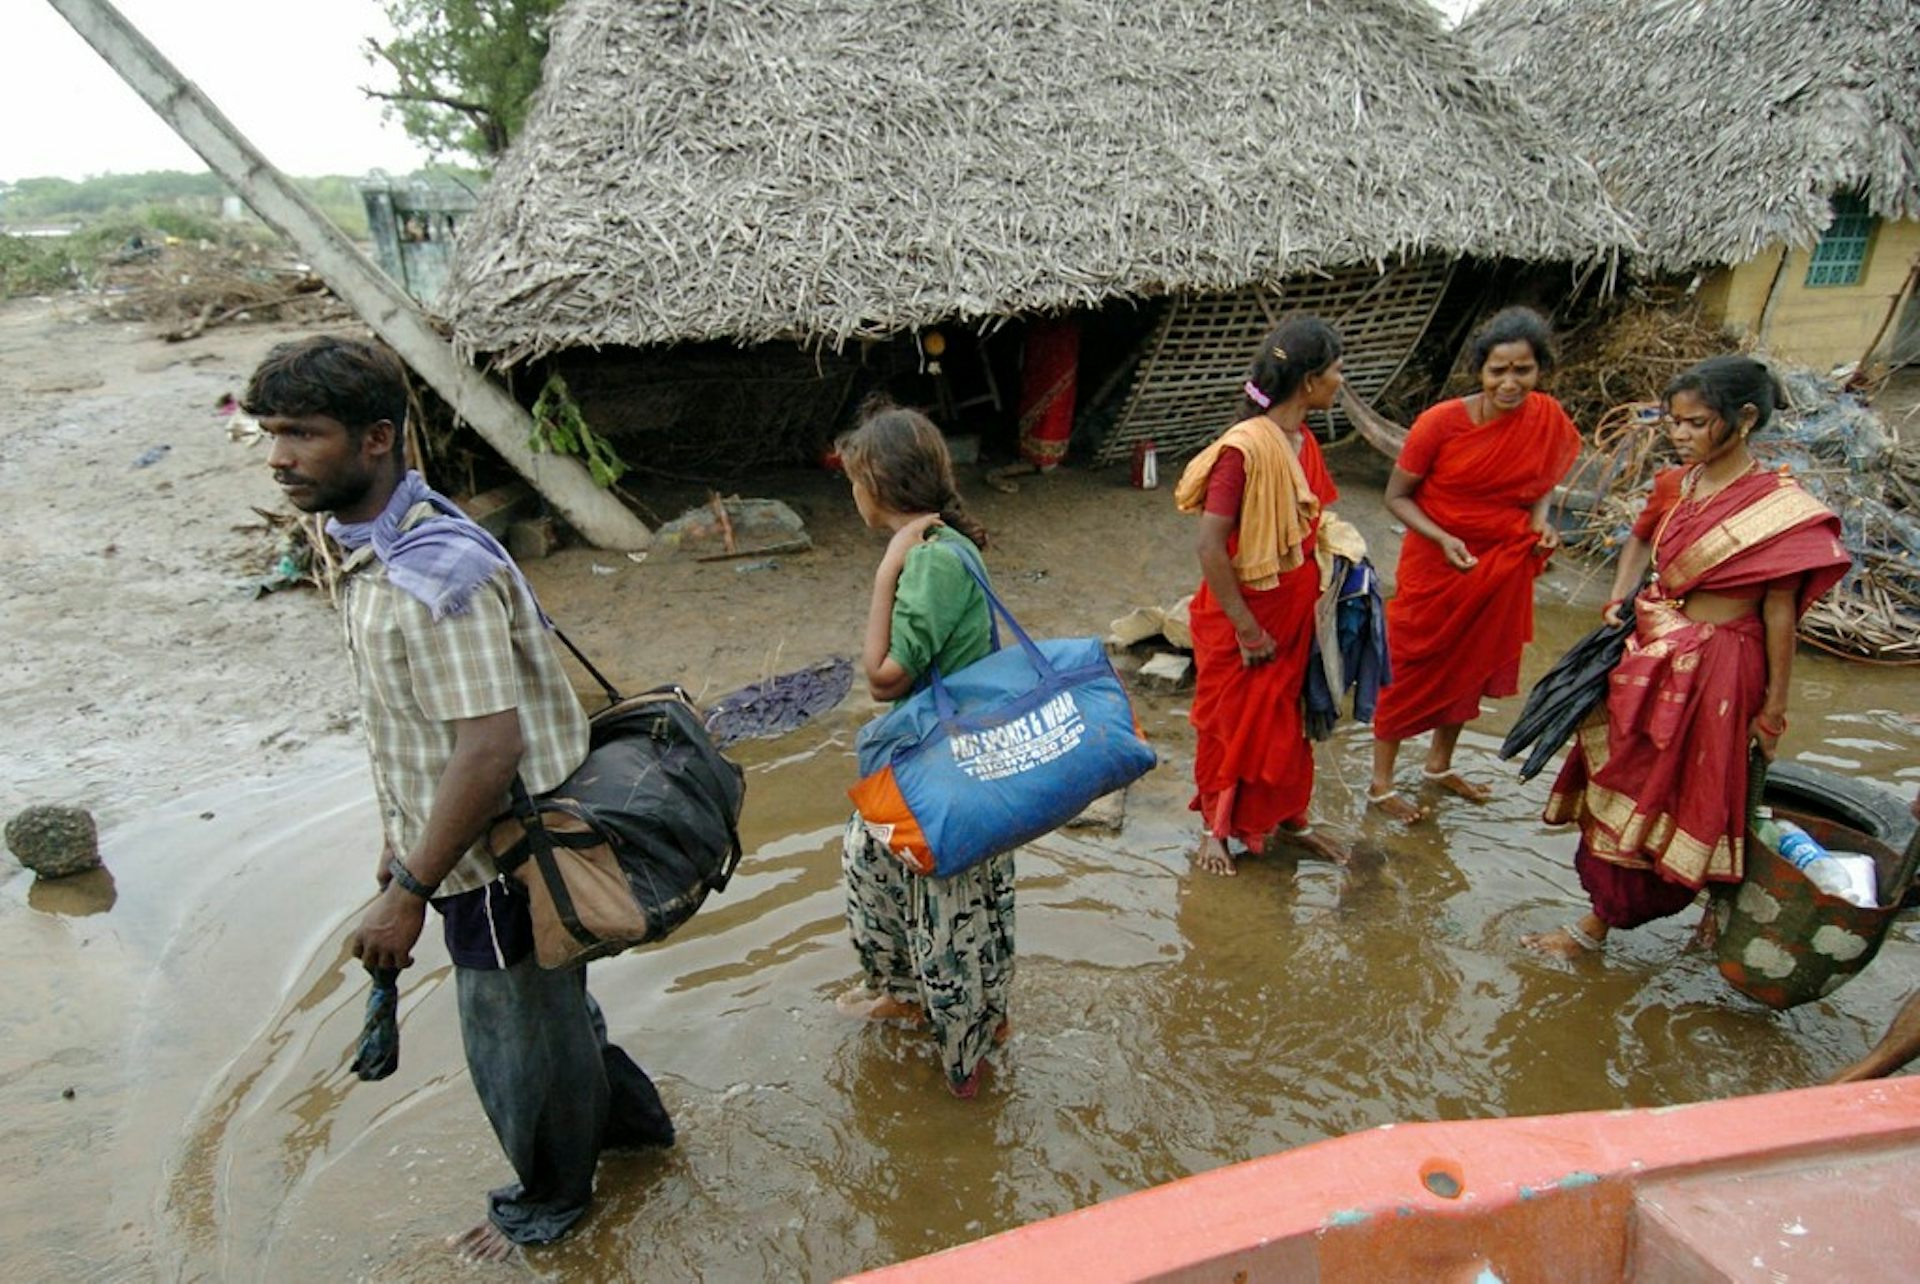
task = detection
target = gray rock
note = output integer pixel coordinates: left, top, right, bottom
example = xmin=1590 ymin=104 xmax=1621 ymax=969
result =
xmin=6 ymin=805 xmax=102 ymax=879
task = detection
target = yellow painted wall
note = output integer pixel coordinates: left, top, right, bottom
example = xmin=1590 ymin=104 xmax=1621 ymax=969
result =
xmin=1698 ymin=218 xmax=1920 ymax=370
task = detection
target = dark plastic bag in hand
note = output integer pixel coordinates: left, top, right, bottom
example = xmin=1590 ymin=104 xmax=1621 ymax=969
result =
xmin=351 ymin=965 xmax=401 ymax=1081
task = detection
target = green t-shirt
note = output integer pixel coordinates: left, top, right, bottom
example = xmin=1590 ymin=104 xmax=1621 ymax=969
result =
xmin=887 ymin=527 xmax=994 ymax=692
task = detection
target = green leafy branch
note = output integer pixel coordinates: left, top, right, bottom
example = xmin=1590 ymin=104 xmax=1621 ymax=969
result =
xmin=530 ymin=372 xmax=626 ymax=488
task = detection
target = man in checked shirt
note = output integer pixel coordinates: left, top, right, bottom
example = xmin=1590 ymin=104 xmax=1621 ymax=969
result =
xmin=247 ymin=335 xmax=670 ymax=1262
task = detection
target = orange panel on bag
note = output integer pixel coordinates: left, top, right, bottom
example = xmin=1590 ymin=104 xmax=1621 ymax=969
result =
xmin=847 ymin=768 xmax=935 ymax=875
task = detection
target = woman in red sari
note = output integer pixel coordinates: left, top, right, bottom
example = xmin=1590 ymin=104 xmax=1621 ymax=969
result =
xmin=1175 ymin=316 xmax=1349 ymax=875
xmin=1369 ymin=308 xmax=1582 ymax=823
xmin=1523 ymin=356 xmax=1850 ymax=958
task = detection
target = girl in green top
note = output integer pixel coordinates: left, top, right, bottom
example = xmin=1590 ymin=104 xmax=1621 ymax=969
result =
xmin=835 ymin=399 xmax=1014 ymax=1099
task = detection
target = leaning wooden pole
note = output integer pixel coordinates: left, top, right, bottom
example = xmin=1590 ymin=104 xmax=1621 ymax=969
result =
xmin=46 ymin=0 xmax=652 ymax=551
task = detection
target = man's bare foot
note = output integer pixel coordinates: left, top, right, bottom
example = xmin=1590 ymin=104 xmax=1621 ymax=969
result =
xmin=1367 ymin=787 xmax=1425 ymax=823
xmin=1521 ymin=918 xmax=1606 ymax=960
xmin=1193 ymin=834 xmax=1237 ymax=876
xmin=835 ymin=984 xmax=926 ymax=1024
xmin=1276 ymin=824 xmax=1350 ymax=866
xmin=1422 ymin=768 xmax=1493 ymax=803
xmin=994 ymin=1016 xmax=1012 ymax=1045
xmin=449 ymin=1221 xmax=518 ymax=1264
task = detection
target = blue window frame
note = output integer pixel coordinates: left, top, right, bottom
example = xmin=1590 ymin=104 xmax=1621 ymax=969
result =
xmin=1804 ymin=193 xmax=1875 ymax=288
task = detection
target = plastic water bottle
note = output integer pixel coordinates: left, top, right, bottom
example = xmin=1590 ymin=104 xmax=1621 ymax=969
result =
xmin=1773 ymin=819 xmax=1829 ymax=868
xmin=1775 ymin=821 xmax=1876 ymax=906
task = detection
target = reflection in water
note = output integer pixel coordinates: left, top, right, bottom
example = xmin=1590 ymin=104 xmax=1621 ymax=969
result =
xmin=0 ymin=605 xmax=1914 ymax=1279
xmin=26 ymin=867 xmax=117 ymax=916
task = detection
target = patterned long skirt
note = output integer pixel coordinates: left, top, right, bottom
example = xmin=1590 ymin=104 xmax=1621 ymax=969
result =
xmin=841 ymin=814 xmax=1016 ymax=1088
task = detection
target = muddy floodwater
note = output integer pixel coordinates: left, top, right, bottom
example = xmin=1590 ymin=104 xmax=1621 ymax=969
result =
xmin=3 ymin=604 xmax=1916 ymax=1281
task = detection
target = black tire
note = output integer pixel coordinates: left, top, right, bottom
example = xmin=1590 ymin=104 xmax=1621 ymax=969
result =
xmin=1764 ymin=760 xmax=1917 ymax=853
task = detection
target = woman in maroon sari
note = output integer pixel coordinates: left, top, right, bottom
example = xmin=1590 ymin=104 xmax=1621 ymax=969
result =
xmin=1175 ymin=316 xmax=1349 ymax=875
xmin=1524 ymin=356 xmax=1850 ymax=958
xmin=1369 ymin=308 xmax=1582 ymax=822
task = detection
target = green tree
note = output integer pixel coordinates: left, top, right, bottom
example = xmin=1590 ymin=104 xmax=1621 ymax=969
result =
xmin=364 ymin=0 xmax=561 ymax=162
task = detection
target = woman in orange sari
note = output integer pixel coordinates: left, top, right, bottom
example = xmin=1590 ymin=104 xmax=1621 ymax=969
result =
xmin=1176 ymin=316 xmax=1349 ymax=874
xmin=1523 ymin=356 xmax=1850 ymax=958
xmin=1368 ymin=308 xmax=1582 ymax=822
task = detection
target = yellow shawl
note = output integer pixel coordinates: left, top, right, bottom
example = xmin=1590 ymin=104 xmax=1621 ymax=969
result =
xmin=1174 ymin=418 xmax=1320 ymax=590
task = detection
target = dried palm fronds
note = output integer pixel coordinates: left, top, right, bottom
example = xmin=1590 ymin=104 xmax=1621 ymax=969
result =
xmin=1465 ymin=0 xmax=1920 ymax=272
xmin=445 ymin=0 xmax=1631 ymax=366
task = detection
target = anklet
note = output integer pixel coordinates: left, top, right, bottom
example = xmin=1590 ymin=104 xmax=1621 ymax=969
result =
xmin=1563 ymin=921 xmax=1603 ymax=952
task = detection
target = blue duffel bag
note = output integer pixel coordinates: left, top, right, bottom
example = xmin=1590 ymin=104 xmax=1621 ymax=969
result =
xmin=848 ymin=553 xmax=1157 ymax=877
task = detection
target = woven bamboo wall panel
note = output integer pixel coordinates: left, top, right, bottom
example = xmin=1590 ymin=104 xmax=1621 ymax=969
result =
xmin=1098 ymin=259 xmax=1452 ymax=464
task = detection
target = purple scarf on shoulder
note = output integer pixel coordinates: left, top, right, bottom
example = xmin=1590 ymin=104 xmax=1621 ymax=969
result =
xmin=327 ymin=470 xmax=548 ymax=624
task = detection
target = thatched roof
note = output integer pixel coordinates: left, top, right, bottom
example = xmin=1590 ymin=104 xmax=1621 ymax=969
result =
xmin=1464 ymin=0 xmax=1920 ymax=272
xmin=447 ymin=0 xmax=1632 ymax=364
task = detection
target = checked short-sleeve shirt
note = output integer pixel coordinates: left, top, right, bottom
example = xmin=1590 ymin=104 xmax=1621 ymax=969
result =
xmin=341 ymin=503 xmax=587 ymax=897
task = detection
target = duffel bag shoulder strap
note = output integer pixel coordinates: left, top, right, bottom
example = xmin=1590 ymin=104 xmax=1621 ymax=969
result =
xmin=927 ymin=542 xmax=1060 ymax=724
xmin=551 ymin=624 xmax=624 ymax=710
xmin=501 ymin=776 xmax=602 ymax=952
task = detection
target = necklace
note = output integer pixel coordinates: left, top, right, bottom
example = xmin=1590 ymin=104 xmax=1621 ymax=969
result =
xmin=1682 ymin=457 xmax=1760 ymax=506
xmin=1650 ymin=458 xmax=1762 ymax=591
xmin=1263 ymin=412 xmax=1305 ymax=451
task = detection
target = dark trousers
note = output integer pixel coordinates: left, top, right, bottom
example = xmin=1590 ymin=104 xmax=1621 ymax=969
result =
xmin=455 ymin=957 xmax=605 ymax=1243
xmin=454 ymin=959 xmax=672 ymax=1244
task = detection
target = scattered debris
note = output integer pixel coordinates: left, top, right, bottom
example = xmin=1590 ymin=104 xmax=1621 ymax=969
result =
xmin=235 ymin=506 xmax=338 ymax=605
xmin=1559 ymin=369 xmax=1919 ymax=664
xmin=1138 ymin=653 xmax=1194 ymax=688
xmin=131 ymin=444 xmax=171 ymax=468
xmin=461 ymin=481 xmax=537 ymax=539
xmin=656 ymin=496 xmax=811 ymax=561
xmin=508 ymin=515 xmax=559 ymax=562
xmin=1066 ymin=789 xmax=1128 ymax=833
xmin=1107 ymin=596 xmax=1194 ymax=651
xmin=89 ymin=239 xmax=347 ymax=337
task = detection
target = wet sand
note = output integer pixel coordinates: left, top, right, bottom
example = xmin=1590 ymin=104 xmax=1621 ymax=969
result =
xmin=2 ymin=297 xmax=1917 ymax=1279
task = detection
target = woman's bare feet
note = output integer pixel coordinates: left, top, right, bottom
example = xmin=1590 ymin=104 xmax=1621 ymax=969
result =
xmin=1521 ymin=914 xmax=1607 ymax=960
xmin=1276 ymin=823 xmax=1350 ymax=866
xmin=1193 ymin=834 xmax=1238 ymax=876
xmin=1367 ymin=787 xmax=1425 ymax=824
xmin=1422 ymin=768 xmax=1493 ymax=803
xmin=449 ymin=1221 xmax=518 ymax=1264
xmin=835 ymin=984 xmax=926 ymax=1024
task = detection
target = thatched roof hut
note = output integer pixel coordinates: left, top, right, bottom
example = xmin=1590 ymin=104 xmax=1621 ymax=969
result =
xmin=446 ymin=0 xmax=1631 ymax=367
xmin=1463 ymin=0 xmax=1920 ymax=273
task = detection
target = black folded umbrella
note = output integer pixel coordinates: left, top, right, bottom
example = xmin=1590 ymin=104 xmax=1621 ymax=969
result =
xmin=1499 ymin=604 xmax=1635 ymax=781
xmin=350 ymin=965 xmax=401 ymax=1081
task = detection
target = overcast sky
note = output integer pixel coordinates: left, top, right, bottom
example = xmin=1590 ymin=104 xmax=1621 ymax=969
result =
xmin=3 ymin=0 xmax=1481 ymax=183
xmin=2 ymin=0 xmax=431 ymax=181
